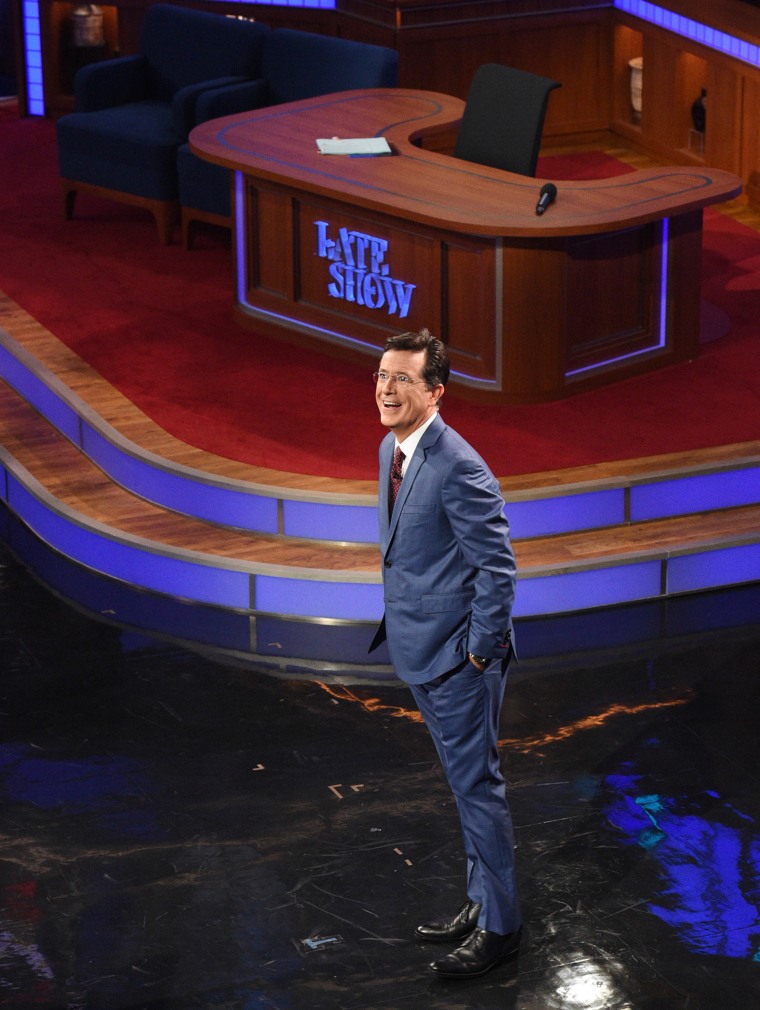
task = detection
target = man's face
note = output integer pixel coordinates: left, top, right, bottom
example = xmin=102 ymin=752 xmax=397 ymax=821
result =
xmin=375 ymin=349 xmax=443 ymax=441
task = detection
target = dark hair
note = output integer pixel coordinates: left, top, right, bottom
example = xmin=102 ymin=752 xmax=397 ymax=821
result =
xmin=383 ymin=328 xmax=450 ymax=389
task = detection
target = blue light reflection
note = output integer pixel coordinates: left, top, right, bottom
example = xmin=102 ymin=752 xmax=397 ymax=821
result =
xmin=606 ymin=773 xmax=760 ymax=958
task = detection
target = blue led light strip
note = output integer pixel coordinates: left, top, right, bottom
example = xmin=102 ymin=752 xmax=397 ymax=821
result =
xmin=21 ymin=0 xmax=45 ymax=116
xmin=614 ymin=0 xmax=760 ymax=69
xmin=226 ymin=0 xmax=335 ymax=5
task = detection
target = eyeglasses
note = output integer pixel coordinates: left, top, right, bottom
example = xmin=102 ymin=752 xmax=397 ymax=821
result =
xmin=373 ymin=371 xmax=427 ymax=386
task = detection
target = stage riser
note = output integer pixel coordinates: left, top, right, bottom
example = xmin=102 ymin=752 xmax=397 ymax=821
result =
xmin=3 ymin=451 xmax=760 ymax=625
xmin=3 ymin=331 xmax=759 ymax=542
xmin=3 ymin=498 xmax=760 ymax=682
xmin=2 ymin=323 xmax=760 ymax=673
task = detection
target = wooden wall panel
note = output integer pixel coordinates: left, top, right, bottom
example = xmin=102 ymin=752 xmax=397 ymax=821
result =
xmin=442 ymin=238 xmax=499 ymax=380
xmin=497 ymin=17 xmax=611 ymax=135
xmin=704 ymin=64 xmax=744 ymax=175
xmin=565 ymin=226 xmax=658 ymax=372
xmin=741 ymin=76 xmax=760 ymax=193
xmin=246 ymin=184 xmax=293 ymax=301
xmin=500 ymin=242 xmax=567 ymax=402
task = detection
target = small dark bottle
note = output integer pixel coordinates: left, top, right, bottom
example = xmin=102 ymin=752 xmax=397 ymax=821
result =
xmin=691 ymin=88 xmax=707 ymax=133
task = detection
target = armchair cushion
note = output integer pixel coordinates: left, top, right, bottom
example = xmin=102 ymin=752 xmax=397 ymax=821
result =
xmin=194 ymin=79 xmax=270 ymax=125
xmin=172 ymin=75 xmax=253 ymax=140
xmin=59 ymin=101 xmax=181 ymax=200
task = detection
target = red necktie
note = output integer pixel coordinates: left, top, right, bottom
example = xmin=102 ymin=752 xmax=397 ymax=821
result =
xmin=389 ymin=446 xmax=405 ymax=513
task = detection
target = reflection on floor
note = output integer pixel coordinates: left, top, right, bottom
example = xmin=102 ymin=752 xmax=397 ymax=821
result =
xmin=1 ymin=538 xmax=760 ymax=1009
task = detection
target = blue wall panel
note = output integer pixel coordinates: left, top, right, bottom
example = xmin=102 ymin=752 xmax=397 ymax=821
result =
xmin=515 ymin=560 xmax=663 ymax=617
xmin=508 ymin=488 xmax=625 ymax=539
xmin=631 ymin=468 xmax=760 ymax=521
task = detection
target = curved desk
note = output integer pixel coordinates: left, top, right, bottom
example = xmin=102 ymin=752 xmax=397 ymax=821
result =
xmin=190 ymin=89 xmax=743 ymax=404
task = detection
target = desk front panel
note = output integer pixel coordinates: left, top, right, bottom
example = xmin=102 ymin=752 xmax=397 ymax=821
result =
xmin=239 ymin=178 xmax=501 ymax=387
xmin=236 ymin=176 xmax=702 ymax=404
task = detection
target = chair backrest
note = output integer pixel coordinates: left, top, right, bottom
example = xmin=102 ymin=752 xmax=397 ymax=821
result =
xmin=140 ymin=4 xmax=270 ymax=101
xmin=262 ymin=28 xmax=399 ymax=106
xmin=453 ymin=63 xmax=561 ymax=177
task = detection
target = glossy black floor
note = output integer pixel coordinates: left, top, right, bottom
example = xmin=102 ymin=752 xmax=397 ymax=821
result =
xmin=2 ymin=536 xmax=760 ymax=1009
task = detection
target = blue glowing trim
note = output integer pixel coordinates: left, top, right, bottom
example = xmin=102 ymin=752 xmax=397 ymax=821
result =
xmin=614 ymin=0 xmax=760 ymax=69
xmin=21 ymin=1 xmax=45 ymax=115
xmin=222 ymin=0 xmax=335 ymax=6
xmin=235 ymin=171 xmax=247 ymax=307
xmin=7 ymin=475 xmax=254 ymax=609
xmin=668 ymin=542 xmax=760 ymax=595
xmin=566 ymin=217 xmax=669 ymax=378
xmin=508 ymin=488 xmax=625 ymax=540
xmin=0 ymin=340 xmax=283 ymax=534
xmin=514 ymin=560 xmax=663 ymax=617
xmin=255 ymin=574 xmax=383 ymax=620
xmin=631 ymin=467 xmax=760 ymax=522
xmin=282 ymin=501 xmax=379 ymax=543
xmin=237 ymin=283 xmax=499 ymax=388
xmin=81 ymin=424 xmax=280 ymax=532
xmin=0 ymin=341 xmax=81 ymax=443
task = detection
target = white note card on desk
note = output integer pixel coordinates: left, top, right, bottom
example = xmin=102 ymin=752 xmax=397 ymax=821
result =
xmin=316 ymin=137 xmax=392 ymax=156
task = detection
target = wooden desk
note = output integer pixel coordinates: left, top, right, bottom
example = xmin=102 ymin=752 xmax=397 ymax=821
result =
xmin=190 ymin=89 xmax=743 ymax=404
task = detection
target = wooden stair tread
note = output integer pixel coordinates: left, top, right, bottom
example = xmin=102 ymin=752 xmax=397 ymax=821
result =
xmin=516 ymin=503 xmax=760 ymax=568
xmin=5 ymin=375 xmax=759 ymax=580
xmin=0 ymin=379 xmax=378 ymax=573
xmin=0 ymin=292 xmax=376 ymax=498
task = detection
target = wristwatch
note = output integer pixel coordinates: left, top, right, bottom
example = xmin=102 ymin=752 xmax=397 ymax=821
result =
xmin=468 ymin=652 xmax=488 ymax=667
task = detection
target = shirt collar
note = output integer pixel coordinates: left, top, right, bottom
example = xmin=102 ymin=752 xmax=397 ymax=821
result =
xmin=395 ymin=411 xmax=438 ymax=473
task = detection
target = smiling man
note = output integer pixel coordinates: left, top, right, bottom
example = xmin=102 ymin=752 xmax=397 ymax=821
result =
xmin=369 ymin=328 xmax=521 ymax=980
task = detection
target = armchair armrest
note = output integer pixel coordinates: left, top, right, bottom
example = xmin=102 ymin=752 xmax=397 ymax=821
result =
xmin=74 ymin=55 xmax=150 ymax=112
xmin=194 ymin=78 xmax=270 ymax=126
xmin=171 ymin=75 xmax=253 ymax=138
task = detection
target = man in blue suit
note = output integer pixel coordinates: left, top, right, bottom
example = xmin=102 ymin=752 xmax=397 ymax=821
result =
xmin=369 ymin=328 xmax=520 ymax=979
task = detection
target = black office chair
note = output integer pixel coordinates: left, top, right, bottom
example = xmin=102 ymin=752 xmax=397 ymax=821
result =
xmin=453 ymin=64 xmax=561 ymax=176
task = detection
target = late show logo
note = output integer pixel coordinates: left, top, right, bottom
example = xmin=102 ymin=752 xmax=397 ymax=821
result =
xmin=315 ymin=221 xmax=415 ymax=319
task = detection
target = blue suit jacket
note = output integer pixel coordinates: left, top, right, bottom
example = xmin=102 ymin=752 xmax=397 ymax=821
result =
xmin=370 ymin=414 xmax=516 ymax=684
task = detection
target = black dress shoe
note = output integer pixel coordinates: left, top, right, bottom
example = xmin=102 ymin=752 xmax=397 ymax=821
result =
xmin=429 ymin=926 xmax=522 ymax=979
xmin=415 ymin=898 xmax=482 ymax=942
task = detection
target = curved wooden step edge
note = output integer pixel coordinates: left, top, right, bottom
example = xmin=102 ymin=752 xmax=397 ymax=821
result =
xmin=2 ymin=293 xmax=760 ymax=545
xmin=0 ymin=316 xmax=380 ymax=543
xmin=0 ymin=444 xmax=384 ymax=617
xmin=4 ymin=434 xmax=760 ymax=625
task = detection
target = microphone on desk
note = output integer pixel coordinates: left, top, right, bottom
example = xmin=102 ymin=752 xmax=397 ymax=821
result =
xmin=535 ymin=182 xmax=558 ymax=216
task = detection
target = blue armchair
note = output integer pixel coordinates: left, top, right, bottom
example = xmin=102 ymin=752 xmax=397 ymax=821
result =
xmin=177 ymin=28 xmax=399 ymax=248
xmin=56 ymin=4 xmax=270 ymax=243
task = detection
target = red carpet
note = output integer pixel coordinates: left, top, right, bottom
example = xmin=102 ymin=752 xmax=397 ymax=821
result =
xmin=1 ymin=114 xmax=759 ymax=479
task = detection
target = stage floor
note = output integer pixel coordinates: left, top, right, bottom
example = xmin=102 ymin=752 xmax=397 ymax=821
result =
xmin=2 ymin=540 xmax=760 ymax=1009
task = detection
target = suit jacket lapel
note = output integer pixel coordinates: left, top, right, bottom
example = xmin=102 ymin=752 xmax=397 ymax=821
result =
xmin=384 ymin=415 xmax=445 ymax=549
xmin=378 ymin=436 xmax=393 ymax=549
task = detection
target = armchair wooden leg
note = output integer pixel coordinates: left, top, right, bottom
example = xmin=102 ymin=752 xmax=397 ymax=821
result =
xmin=60 ymin=178 xmax=179 ymax=243
xmin=153 ymin=201 xmax=180 ymax=245
xmin=180 ymin=207 xmax=233 ymax=251
xmin=62 ymin=183 xmax=77 ymax=220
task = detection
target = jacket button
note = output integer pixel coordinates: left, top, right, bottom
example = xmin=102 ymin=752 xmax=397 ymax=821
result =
xmin=384 ymin=559 xmax=392 ymax=568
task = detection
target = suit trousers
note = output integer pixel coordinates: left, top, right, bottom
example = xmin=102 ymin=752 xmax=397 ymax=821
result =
xmin=410 ymin=656 xmax=520 ymax=935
